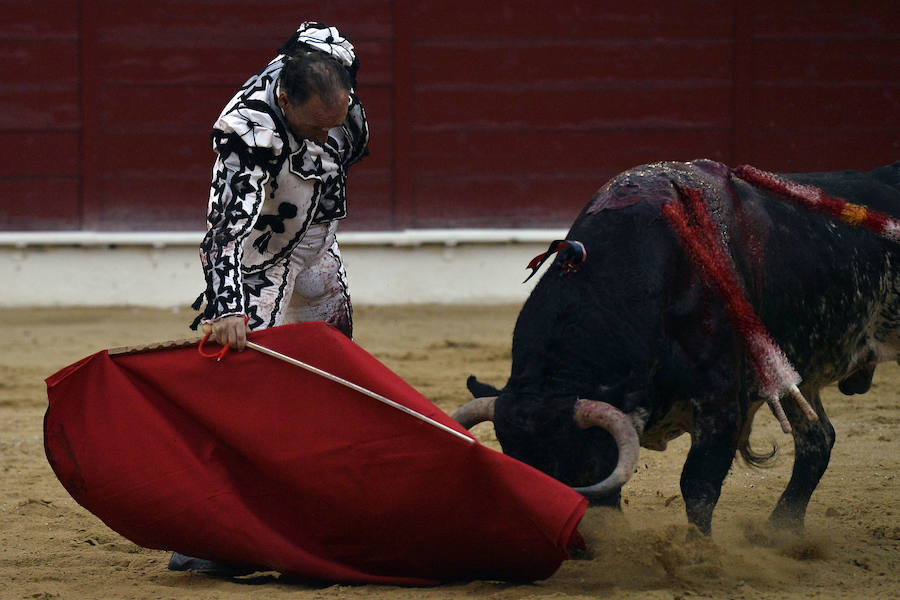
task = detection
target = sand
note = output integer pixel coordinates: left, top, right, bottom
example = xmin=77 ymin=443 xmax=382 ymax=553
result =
xmin=1 ymin=304 xmax=897 ymax=599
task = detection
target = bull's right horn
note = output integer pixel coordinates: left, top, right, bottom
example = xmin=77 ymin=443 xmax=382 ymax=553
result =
xmin=451 ymin=396 xmax=496 ymax=429
xmin=571 ymin=398 xmax=641 ymax=498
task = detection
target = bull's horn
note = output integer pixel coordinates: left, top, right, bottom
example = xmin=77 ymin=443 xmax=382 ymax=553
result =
xmin=571 ymin=398 xmax=641 ymax=497
xmin=451 ymin=396 xmax=496 ymax=429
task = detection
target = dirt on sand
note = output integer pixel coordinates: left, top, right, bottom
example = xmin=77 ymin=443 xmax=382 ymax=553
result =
xmin=0 ymin=305 xmax=897 ymax=600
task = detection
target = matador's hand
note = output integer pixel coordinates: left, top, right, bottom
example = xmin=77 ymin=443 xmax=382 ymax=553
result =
xmin=205 ymin=315 xmax=250 ymax=352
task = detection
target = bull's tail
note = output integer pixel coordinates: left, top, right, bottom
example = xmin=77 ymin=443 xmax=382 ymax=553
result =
xmin=738 ymin=440 xmax=777 ymax=468
xmin=736 ymin=404 xmax=778 ymax=468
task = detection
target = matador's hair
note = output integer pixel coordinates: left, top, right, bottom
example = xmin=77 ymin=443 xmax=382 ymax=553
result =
xmin=279 ymin=51 xmax=352 ymax=108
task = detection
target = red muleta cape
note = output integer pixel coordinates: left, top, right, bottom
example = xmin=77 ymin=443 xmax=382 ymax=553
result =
xmin=44 ymin=322 xmax=586 ymax=585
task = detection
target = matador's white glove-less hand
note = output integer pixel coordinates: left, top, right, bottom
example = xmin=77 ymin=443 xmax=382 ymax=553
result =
xmin=202 ymin=315 xmax=250 ymax=352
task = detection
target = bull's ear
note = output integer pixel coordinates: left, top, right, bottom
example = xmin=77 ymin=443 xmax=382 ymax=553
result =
xmin=466 ymin=375 xmax=501 ymax=398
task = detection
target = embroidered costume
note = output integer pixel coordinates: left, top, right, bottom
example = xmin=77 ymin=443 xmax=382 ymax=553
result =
xmin=195 ymin=22 xmax=369 ymax=336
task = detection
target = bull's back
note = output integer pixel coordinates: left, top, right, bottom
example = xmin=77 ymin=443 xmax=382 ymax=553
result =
xmin=513 ymin=159 xmax=899 ymax=393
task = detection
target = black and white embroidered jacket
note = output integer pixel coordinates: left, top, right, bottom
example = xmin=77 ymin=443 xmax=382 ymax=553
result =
xmin=198 ymin=23 xmax=369 ymax=322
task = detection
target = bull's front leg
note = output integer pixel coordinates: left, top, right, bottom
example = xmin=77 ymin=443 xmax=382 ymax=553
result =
xmin=769 ymin=388 xmax=835 ymax=531
xmin=680 ymin=398 xmax=741 ymax=535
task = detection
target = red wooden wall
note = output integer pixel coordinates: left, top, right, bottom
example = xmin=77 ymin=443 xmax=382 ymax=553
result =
xmin=2 ymin=1 xmax=898 ymax=231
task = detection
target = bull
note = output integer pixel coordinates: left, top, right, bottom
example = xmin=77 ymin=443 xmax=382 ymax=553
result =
xmin=454 ymin=159 xmax=899 ymax=535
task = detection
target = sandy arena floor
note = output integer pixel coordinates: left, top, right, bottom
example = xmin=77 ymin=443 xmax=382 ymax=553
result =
xmin=0 ymin=305 xmax=897 ymax=599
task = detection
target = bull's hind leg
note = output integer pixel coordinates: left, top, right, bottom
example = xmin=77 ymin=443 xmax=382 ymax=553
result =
xmin=769 ymin=389 xmax=835 ymax=531
xmin=680 ymin=397 xmax=742 ymax=535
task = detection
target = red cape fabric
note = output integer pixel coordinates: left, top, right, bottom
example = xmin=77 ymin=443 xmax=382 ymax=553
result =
xmin=44 ymin=322 xmax=586 ymax=585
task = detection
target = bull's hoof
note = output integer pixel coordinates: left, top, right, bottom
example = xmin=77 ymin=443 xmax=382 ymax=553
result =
xmin=768 ymin=500 xmax=807 ymax=535
xmin=740 ymin=517 xmax=804 ymax=549
xmin=767 ymin=513 xmax=805 ymax=536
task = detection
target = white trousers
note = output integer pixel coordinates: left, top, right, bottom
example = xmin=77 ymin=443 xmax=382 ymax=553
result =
xmin=242 ymin=238 xmax=352 ymax=338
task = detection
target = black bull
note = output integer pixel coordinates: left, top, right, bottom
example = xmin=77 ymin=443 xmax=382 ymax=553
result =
xmin=455 ymin=159 xmax=900 ymax=535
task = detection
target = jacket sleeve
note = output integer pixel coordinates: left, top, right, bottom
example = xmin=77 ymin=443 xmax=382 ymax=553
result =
xmin=198 ymin=129 xmax=280 ymax=321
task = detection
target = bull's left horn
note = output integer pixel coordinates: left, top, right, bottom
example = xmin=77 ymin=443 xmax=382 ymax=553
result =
xmin=571 ymin=398 xmax=641 ymax=498
xmin=451 ymin=396 xmax=496 ymax=429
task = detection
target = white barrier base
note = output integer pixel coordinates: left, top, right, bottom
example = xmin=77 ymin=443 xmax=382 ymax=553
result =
xmin=0 ymin=230 xmax=566 ymax=307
